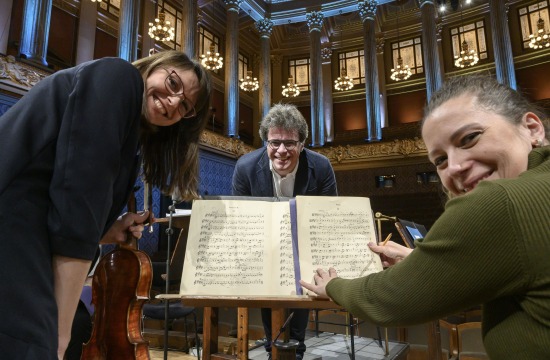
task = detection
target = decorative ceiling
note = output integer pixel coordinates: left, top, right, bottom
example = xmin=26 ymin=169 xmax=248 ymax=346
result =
xmin=200 ymin=0 xmax=489 ymax=54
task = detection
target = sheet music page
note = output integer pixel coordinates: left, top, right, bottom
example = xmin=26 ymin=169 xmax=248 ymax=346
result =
xmin=180 ymin=199 xmax=297 ymax=296
xmin=296 ymin=196 xmax=383 ymax=283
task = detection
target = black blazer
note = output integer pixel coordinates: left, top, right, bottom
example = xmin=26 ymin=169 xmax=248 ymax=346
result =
xmin=231 ymin=147 xmax=338 ymax=197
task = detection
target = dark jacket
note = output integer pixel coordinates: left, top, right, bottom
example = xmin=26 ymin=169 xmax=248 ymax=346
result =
xmin=231 ymin=147 xmax=337 ymax=196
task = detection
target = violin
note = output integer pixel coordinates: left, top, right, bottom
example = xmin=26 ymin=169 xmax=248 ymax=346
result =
xmin=81 ymin=191 xmax=152 ymax=360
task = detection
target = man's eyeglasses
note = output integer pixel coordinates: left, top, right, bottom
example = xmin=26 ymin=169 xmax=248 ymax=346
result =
xmin=267 ymin=140 xmax=301 ymax=151
xmin=164 ymin=69 xmax=197 ymax=119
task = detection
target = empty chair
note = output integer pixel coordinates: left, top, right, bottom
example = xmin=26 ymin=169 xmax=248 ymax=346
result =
xmin=456 ymin=322 xmax=488 ymax=360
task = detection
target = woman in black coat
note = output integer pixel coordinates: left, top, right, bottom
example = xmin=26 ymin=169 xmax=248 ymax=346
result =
xmin=0 ymin=50 xmax=210 ymax=359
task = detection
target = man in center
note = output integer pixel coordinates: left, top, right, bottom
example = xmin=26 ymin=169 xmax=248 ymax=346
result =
xmin=231 ymin=103 xmax=338 ymax=359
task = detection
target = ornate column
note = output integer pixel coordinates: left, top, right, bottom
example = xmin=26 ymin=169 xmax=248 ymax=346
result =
xmin=489 ymin=0 xmax=516 ymax=89
xmin=418 ymin=0 xmax=443 ymax=101
xmin=141 ymin=0 xmax=156 ymax=58
xmin=76 ymin=1 xmax=97 ymax=64
xmin=224 ymin=0 xmax=241 ymax=138
xmin=321 ymin=45 xmax=334 ymax=143
xmin=306 ymin=11 xmax=325 ymax=147
xmin=181 ymin=0 xmax=198 ymax=57
xmin=271 ymin=55 xmax=283 ymax=104
xmin=0 ymin=0 xmax=14 ymax=53
xmin=19 ymin=0 xmax=52 ymax=66
xmin=118 ymin=0 xmax=140 ymax=61
xmin=375 ymin=37 xmax=388 ymax=128
xmin=255 ymin=18 xmax=273 ymax=122
xmin=358 ymin=0 xmax=381 ymax=142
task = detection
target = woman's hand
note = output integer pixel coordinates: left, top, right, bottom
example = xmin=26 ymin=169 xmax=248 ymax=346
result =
xmin=100 ymin=211 xmax=149 ymax=244
xmin=299 ymin=267 xmax=339 ymax=298
xmin=368 ymin=241 xmax=413 ymax=267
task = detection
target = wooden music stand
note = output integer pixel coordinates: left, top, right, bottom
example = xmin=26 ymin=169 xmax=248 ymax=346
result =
xmin=157 ymin=295 xmax=410 ymax=360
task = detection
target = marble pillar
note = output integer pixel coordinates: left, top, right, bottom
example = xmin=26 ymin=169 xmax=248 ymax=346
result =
xmin=358 ymin=0 xmax=381 ymax=142
xmin=224 ymin=0 xmax=242 ymax=138
xmin=489 ymin=0 xmax=516 ymax=89
xmin=418 ymin=0 xmax=443 ymax=101
xmin=19 ymin=0 xmax=52 ymax=66
xmin=306 ymin=11 xmax=325 ymax=147
xmin=118 ymin=0 xmax=140 ymax=61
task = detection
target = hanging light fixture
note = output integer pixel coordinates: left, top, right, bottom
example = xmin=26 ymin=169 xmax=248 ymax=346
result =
xmin=200 ymin=43 xmax=224 ymax=70
xmin=282 ymin=75 xmax=300 ymax=97
xmin=239 ymin=70 xmax=259 ymax=92
xmin=529 ymin=11 xmax=550 ymax=49
xmin=148 ymin=9 xmax=175 ymax=42
xmin=334 ymin=25 xmax=354 ymax=91
xmin=390 ymin=9 xmax=412 ymax=82
xmin=454 ymin=0 xmax=479 ymax=68
xmin=334 ymin=67 xmax=354 ymax=91
xmin=200 ymin=0 xmax=223 ymax=70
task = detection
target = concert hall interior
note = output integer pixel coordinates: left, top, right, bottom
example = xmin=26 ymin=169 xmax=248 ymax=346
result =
xmin=1 ymin=0 xmax=549 ymax=359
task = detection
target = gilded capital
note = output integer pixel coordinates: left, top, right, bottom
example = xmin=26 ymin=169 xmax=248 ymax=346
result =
xmin=223 ymin=0 xmax=242 ymax=13
xmin=376 ymin=37 xmax=385 ymax=54
xmin=418 ymin=0 xmax=435 ymax=8
xmin=321 ymin=46 xmax=332 ymax=60
xmin=306 ymin=11 xmax=324 ymax=32
xmin=255 ymin=18 xmax=273 ymax=38
xmin=358 ymin=0 xmax=377 ymax=22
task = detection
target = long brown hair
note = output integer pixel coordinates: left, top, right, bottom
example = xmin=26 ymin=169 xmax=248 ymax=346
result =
xmin=133 ymin=50 xmax=211 ymax=201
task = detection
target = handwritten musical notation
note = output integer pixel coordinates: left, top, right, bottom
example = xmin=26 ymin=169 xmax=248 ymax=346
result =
xmin=180 ymin=197 xmax=382 ymax=297
xmin=297 ymin=196 xmax=382 ymax=280
xmin=181 ymin=200 xmax=297 ymax=296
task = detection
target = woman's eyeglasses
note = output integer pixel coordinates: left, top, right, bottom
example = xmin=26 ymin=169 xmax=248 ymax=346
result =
xmin=164 ymin=69 xmax=197 ymax=119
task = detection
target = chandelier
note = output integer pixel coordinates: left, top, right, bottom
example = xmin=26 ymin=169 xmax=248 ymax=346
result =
xmin=529 ymin=13 xmax=550 ymax=49
xmin=390 ymin=10 xmax=412 ymax=82
xmin=239 ymin=70 xmax=259 ymax=92
xmin=200 ymin=43 xmax=223 ymax=70
xmin=390 ymin=56 xmax=412 ymax=81
xmin=334 ymin=66 xmax=354 ymax=91
xmin=453 ymin=0 xmax=479 ymax=68
xmin=148 ymin=11 xmax=175 ymax=42
xmin=282 ymin=76 xmax=300 ymax=97
xmin=334 ymin=24 xmax=354 ymax=91
xmin=454 ymin=39 xmax=479 ymax=67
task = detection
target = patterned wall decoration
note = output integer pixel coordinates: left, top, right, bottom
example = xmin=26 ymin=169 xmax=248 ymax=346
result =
xmin=198 ymin=149 xmax=237 ymax=197
xmin=0 ymin=94 xmax=18 ymax=116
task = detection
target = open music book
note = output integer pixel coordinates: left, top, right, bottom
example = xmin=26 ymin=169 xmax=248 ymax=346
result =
xmin=179 ymin=196 xmax=383 ymax=297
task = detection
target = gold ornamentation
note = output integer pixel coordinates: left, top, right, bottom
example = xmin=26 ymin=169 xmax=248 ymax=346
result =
xmin=316 ymin=138 xmax=427 ymax=164
xmin=0 ymin=55 xmax=48 ymax=89
xmin=199 ymin=130 xmax=255 ymax=158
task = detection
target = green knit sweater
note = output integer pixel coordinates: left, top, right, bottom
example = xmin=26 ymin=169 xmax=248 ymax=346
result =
xmin=326 ymin=147 xmax=550 ymax=359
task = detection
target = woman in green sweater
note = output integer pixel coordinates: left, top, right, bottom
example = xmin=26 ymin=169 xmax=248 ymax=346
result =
xmin=301 ymin=75 xmax=550 ymax=359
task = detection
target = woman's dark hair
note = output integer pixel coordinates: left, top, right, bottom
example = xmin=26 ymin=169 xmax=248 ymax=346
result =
xmin=133 ymin=50 xmax=211 ymax=201
xmin=422 ymin=74 xmax=550 ymax=140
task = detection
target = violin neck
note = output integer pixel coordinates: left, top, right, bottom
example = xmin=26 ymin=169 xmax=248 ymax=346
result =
xmin=122 ymin=191 xmax=139 ymax=250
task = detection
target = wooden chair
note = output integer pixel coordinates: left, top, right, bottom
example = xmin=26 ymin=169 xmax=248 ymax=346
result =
xmin=438 ymin=319 xmax=458 ymax=360
xmin=456 ymin=322 xmax=488 ymax=360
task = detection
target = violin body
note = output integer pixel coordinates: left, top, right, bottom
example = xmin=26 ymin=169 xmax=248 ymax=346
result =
xmin=81 ymin=245 xmax=152 ymax=360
